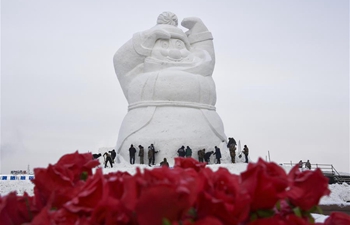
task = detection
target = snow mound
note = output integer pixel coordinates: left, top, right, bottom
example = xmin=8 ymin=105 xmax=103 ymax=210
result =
xmin=320 ymin=182 xmax=350 ymax=205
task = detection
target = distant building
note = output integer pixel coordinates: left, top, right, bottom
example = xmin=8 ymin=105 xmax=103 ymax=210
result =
xmin=10 ymin=170 xmax=27 ymax=175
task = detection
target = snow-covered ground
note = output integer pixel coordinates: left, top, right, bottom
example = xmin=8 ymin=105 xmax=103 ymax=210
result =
xmin=1 ymin=159 xmax=349 ymax=223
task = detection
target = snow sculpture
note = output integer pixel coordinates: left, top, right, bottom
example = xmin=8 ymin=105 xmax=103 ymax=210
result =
xmin=113 ymin=12 xmax=228 ymax=163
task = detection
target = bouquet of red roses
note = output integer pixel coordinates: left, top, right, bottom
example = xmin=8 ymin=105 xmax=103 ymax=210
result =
xmin=1 ymin=151 xmax=349 ymax=225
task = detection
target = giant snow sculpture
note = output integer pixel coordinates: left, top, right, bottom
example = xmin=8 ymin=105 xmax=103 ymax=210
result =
xmin=113 ymin=12 xmax=228 ymax=163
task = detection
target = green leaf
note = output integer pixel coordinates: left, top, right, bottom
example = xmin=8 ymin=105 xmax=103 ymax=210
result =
xmin=293 ymin=207 xmax=302 ymax=217
xmin=187 ymin=207 xmax=197 ymax=217
xmin=24 ymin=195 xmax=33 ymax=220
xmin=256 ymin=209 xmax=275 ymax=218
xmin=307 ymin=213 xmax=315 ymax=223
xmin=315 ymin=205 xmax=323 ymax=214
xmin=162 ymin=218 xmax=171 ymax=225
xmin=275 ymin=200 xmax=281 ymax=211
xmin=250 ymin=212 xmax=258 ymax=221
xmin=80 ymin=171 xmax=88 ymax=181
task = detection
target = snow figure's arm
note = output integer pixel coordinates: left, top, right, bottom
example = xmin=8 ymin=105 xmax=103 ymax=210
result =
xmin=113 ymin=27 xmax=170 ymax=95
xmin=181 ymin=17 xmax=215 ymax=75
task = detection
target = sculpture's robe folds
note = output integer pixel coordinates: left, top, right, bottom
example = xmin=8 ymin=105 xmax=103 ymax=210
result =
xmin=113 ymin=13 xmax=228 ymax=161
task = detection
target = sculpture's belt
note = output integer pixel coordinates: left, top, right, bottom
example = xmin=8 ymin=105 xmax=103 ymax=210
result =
xmin=128 ymin=101 xmax=216 ymax=111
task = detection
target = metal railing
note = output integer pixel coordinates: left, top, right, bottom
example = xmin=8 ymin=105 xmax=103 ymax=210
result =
xmin=280 ymin=162 xmax=350 ymax=184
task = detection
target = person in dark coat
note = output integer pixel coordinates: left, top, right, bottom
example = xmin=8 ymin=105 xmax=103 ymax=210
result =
xmin=108 ymin=149 xmax=116 ymax=163
xmin=129 ymin=144 xmax=137 ymax=164
xmin=213 ymin=146 xmax=222 ymax=164
xmin=103 ymin=152 xmax=113 ymax=168
xmin=149 ymin=144 xmax=159 ymax=165
xmin=138 ymin=145 xmax=144 ymax=164
xmin=305 ymin=160 xmax=311 ymax=170
xmin=185 ymin=146 xmax=192 ymax=158
xmin=227 ymin=137 xmax=237 ymax=163
xmin=204 ymin=151 xmax=214 ymax=164
xmin=298 ymin=160 xmax=303 ymax=169
xmin=177 ymin=146 xmax=186 ymax=157
xmin=92 ymin=153 xmax=101 ymax=160
xmin=160 ymin=158 xmax=169 ymax=167
xmin=197 ymin=149 xmax=205 ymax=162
xmin=243 ymin=145 xmax=249 ymax=163
xmin=148 ymin=146 xmax=152 ymax=166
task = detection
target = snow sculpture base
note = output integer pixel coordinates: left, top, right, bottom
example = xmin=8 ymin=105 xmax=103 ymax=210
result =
xmin=117 ymin=106 xmax=229 ymax=163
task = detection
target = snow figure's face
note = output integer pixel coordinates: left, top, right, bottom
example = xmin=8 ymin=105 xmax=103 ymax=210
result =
xmin=151 ymin=38 xmax=191 ymax=62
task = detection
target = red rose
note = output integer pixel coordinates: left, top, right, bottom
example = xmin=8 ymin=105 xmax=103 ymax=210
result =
xmin=31 ymin=151 xmax=99 ymax=209
xmin=32 ymin=165 xmax=82 ymax=210
xmin=324 ymin=212 xmax=350 ymax=225
xmin=63 ymin=168 xmax=105 ymax=214
xmin=89 ymin=186 xmax=131 ymax=224
xmin=195 ymin=167 xmax=250 ymax=224
xmin=136 ymin=185 xmax=194 ymax=225
xmin=241 ymin=158 xmax=288 ymax=211
xmin=134 ymin=166 xmax=201 ymax=225
xmin=30 ymin=207 xmax=90 ymax=225
xmin=246 ymin=216 xmax=287 ymax=225
xmin=29 ymin=206 xmax=51 ymax=225
xmin=103 ymin=169 xmax=141 ymax=213
xmin=247 ymin=214 xmax=312 ymax=225
xmin=54 ymin=151 xmax=100 ymax=183
xmin=191 ymin=217 xmax=224 ymax=225
xmin=286 ymin=166 xmax=330 ymax=210
xmin=0 ymin=192 xmax=34 ymax=225
xmin=172 ymin=216 xmax=224 ymax=225
xmin=174 ymin=157 xmax=206 ymax=172
xmin=274 ymin=199 xmax=294 ymax=217
xmin=104 ymin=170 xmax=133 ymax=200
xmin=2 ymin=151 xmax=341 ymax=224
xmin=283 ymin=214 xmax=314 ymax=225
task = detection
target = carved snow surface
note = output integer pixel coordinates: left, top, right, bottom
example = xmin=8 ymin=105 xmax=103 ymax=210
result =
xmin=113 ymin=12 xmax=229 ymax=162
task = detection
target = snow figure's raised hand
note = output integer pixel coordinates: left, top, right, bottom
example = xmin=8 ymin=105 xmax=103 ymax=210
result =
xmin=182 ymin=17 xmax=208 ymax=35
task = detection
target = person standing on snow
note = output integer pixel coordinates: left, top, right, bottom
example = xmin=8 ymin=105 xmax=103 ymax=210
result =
xmin=213 ymin=146 xmax=221 ymax=164
xmin=148 ymin=146 xmax=153 ymax=166
xmin=305 ymin=160 xmax=311 ymax=170
xmin=243 ymin=145 xmax=249 ymax=163
xmin=198 ymin=149 xmax=205 ymax=162
xmin=227 ymin=137 xmax=237 ymax=163
xmin=129 ymin=144 xmax=137 ymax=164
xmin=150 ymin=144 xmax=159 ymax=165
xmin=298 ymin=160 xmax=303 ymax=169
xmin=185 ymin=146 xmax=192 ymax=158
xmin=109 ymin=149 xmax=116 ymax=163
xmin=138 ymin=145 xmax=144 ymax=164
xmin=147 ymin=144 xmax=159 ymax=166
xmin=177 ymin=146 xmax=186 ymax=157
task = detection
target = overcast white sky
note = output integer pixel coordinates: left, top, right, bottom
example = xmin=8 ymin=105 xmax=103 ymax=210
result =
xmin=1 ymin=0 xmax=349 ymax=173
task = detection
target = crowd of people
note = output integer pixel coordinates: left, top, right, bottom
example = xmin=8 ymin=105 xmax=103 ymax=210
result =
xmin=92 ymin=139 xmax=316 ymax=171
xmin=93 ymin=144 xmax=161 ymax=168
xmin=92 ymin=137 xmax=252 ymax=168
